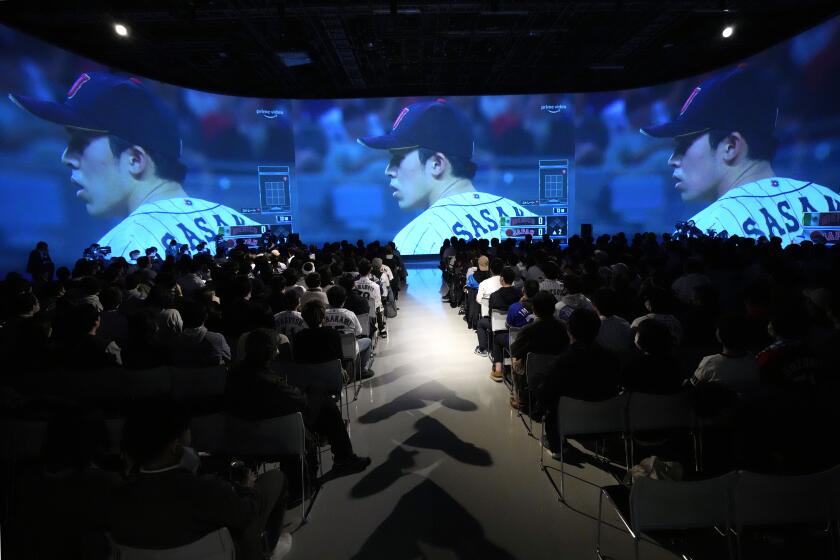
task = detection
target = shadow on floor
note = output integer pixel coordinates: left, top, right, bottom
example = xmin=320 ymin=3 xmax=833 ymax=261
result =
xmin=358 ymin=380 xmax=477 ymax=424
xmin=351 ymin=415 xmax=492 ymax=499
xmin=364 ymin=364 xmax=416 ymax=389
xmin=349 ymin=478 xmax=517 ymax=560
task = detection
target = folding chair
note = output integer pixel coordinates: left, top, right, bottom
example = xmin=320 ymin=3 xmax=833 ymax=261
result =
xmin=553 ymin=393 xmax=630 ymax=500
xmin=225 ymin=412 xmax=311 ymax=529
xmin=596 ymin=473 xmax=737 ymax=560
xmin=189 ymin=413 xmax=228 ymax=455
xmin=524 ymin=353 xmax=555 ymax=439
xmin=627 ymin=391 xmax=700 ymax=472
xmin=66 ymin=366 xmax=127 ymax=408
xmin=108 ymin=527 xmax=235 ymax=559
xmin=283 ymin=360 xmax=347 ymax=422
xmin=489 ymin=309 xmax=511 ymax=388
xmin=171 ymin=366 xmax=227 ymax=400
xmin=733 ymin=467 xmax=838 ymax=560
xmin=123 ymin=366 xmax=173 ymax=401
xmin=339 ymin=331 xmax=361 ymax=400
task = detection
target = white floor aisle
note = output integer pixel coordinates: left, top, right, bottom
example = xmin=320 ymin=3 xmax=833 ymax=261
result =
xmin=289 ymin=266 xmax=677 ymax=560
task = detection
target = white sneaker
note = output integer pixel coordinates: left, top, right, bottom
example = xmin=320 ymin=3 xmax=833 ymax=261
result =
xmin=270 ymin=533 xmax=293 ymax=560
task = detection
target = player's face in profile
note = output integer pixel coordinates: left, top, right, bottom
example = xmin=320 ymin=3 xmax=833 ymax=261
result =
xmin=385 ymin=149 xmax=432 ymax=210
xmin=61 ymin=131 xmax=129 ymax=217
xmin=667 ymin=132 xmax=722 ymax=202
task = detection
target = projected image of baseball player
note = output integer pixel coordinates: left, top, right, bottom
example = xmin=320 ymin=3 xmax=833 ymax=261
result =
xmin=641 ymin=65 xmax=840 ymax=246
xmin=9 ymin=72 xmax=257 ymax=260
xmin=358 ymin=99 xmax=535 ymax=255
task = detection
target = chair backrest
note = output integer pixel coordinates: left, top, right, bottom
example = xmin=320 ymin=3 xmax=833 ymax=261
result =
xmin=189 ymin=413 xmax=228 ymax=455
xmin=171 ymin=366 xmax=227 ymax=401
xmin=357 ymin=313 xmax=370 ymax=337
xmin=507 ymin=326 xmax=523 ymax=348
xmin=631 ymin=472 xmax=737 ymax=532
xmin=124 ymin=366 xmax=173 ymax=400
xmin=525 ymin=353 xmax=556 ymax=393
xmin=69 ymin=367 xmax=127 ymax=402
xmin=490 ymin=309 xmax=508 ymax=332
xmin=557 ymin=393 xmax=629 ymax=438
xmin=225 ymin=412 xmax=306 ymax=457
xmin=0 ymin=419 xmax=49 ymax=460
xmin=339 ymin=332 xmax=358 ymax=359
xmin=109 ymin=527 xmax=235 ymax=560
xmin=733 ymin=467 xmax=836 ymax=528
xmin=627 ymin=391 xmax=696 ymax=432
xmin=283 ymin=360 xmax=343 ymax=393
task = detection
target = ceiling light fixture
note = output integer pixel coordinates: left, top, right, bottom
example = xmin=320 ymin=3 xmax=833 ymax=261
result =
xmin=114 ymin=23 xmax=129 ymax=37
xmin=722 ymin=25 xmax=734 ymax=38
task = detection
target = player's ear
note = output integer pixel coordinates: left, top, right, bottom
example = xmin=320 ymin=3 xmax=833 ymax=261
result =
xmin=427 ymin=152 xmax=447 ymax=179
xmin=720 ymin=132 xmax=746 ymax=164
xmin=123 ymin=145 xmax=151 ymax=176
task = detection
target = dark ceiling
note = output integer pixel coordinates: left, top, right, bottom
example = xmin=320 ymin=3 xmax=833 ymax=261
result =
xmin=2 ymin=1 xmax=839 ymax=99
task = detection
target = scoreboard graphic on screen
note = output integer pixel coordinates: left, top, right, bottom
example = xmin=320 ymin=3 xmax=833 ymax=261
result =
xmin=538 ymin=160 xmax=569 ymax=205
xmin=257 ymin=166 xmax=292 ymax=214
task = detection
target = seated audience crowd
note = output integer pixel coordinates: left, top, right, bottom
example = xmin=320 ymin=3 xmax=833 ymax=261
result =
xmin=0 ymin=237 xmax=407 ymax=559
xmin=442 ymin=231 xmax=840 ymax=475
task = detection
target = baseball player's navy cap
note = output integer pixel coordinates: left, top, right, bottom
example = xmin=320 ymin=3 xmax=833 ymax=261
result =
xmin=358 ymin=99 xmax=475 ymax=160
xmin=9 ymin=72 xmax=183 ymax=162
xmin=641 ymin=65 xmax=778 ymax=138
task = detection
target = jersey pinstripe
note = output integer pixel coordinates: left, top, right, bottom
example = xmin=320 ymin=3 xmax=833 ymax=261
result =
xmin=393 ymin=191 xmax=536 ymax=255
xmin=96 ymin=197 xmax=259 ymax=260
xmin=689 ymin=178 xmax=840 ymax=246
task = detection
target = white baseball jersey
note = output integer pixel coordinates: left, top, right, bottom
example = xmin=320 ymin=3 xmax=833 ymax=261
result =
xmin=393 ymin=191 xmax=536 ymax=255
xmin=354 ymin=275 xmax=383 ymax=312
xmin=274 ymin=310 xmax=307 ymax=337
xmin=688 ymin=178 xmax=840 ymax=246
xmin=96 ymin=197 xmax=259 ymax=260
xmin=324 ymin=307 xmax=363 ymax=336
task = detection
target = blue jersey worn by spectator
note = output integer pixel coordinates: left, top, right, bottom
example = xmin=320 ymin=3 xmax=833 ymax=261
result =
xmin=506 ymin=302 xmax=534 ymax=328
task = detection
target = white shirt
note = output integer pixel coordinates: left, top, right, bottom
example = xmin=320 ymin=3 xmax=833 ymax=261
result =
xmin=354 ymin=275 xmax=383 ymax=312
xmin=631 ymin=313 xmax=684 ymax=346
xmin=324 ymin=307 xmax=363 ymax=336
xmin=691 ymin=352 xmax=759 ymax=395
xmin=596 ymin=315 xmax=636 ymax=355
xmin=97 ymin=197 xmax=259 ymax=260
xmin=476 ymin=275 xmax=502 ymax=317
xmin=671 ymin=273 xmax=711 ymax=305
xmin=393 ymin=191 xmax=536 ymax=255
xmin=274 ymin=310 xmax=307 ymax=337
xmin=539 ymin=278 xmax=566 ymax=299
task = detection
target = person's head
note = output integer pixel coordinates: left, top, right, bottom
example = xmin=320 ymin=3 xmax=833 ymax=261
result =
xmin=337 ymin=272 xmax=356 ymax=293
xmin=532 ymin=291 xmax=558 ymax=320
xmin=543 ymin=260 xmax=560 ymax=280
xmin=634 ymin=318 xmax=672 ymax=355
xmin=591 ymin=287 xmax=619 ymax=318
xmin=326 ymin=285 xmax=347 ymax=308
xmin=500 ymin=266 xmax=516 ymax=287
xmin=305 ymin=272 xmax=321 ymax=290
xmin=641 ymin=66 xmax=778 ymax=203
xmin=302 ymin=261 xmax=315 ymax=276
xmin=643 ymin=287 xmax=670 ymax=314
xmin=179 ymin=299 xmax=208 ymax=329
xmin=74 ymin=303 xmax=101 ymax=336
xmin=768 ymin=302 xmax=807 ymax=341
xmin=358 ymin=99 xmax=477 ymax=210
xmin=11 ymin=72 xmax=186 ymax=217
xmin=477 ymin=255 xmax=490 ymax=272
xmin=716 ymin=313 xmax=749 ymax=351
xmin=301 ymin=300 xmax=326 ymax=328
xmin=99 ymin=286 xmax=122 ymax=311
xmin=523 ymin=279 xmax=540 ymax=300
xmin=567 ymin=308 xmax=601 ymax=344
xmin=282 ymin=287 xmax=301 ymax=311
xmin=122 ymin=397 xmax=191 ymax=469
xmin=490 ymin=258 xmax=504 ymax=276
xmin=358 ymin=259 xmax=372 ymax=277
xmin=242 ymin=328 xmax=280 ymax=369
xmin=12 ymin=292 xmax=39 ymax=317
xmin=36 ymin=241 xmax=48 ymax=252
xmin=128 ymin=249 xmax=141 ymax=261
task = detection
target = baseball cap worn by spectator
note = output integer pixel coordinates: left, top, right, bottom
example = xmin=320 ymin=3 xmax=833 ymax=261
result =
xmin=640 ymin=65 xmax=778 ymax=139
xmin=357 ymin=99 xmax=475 ymax=160
xmin=9 ymin=72 xmax=185 ymax=173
